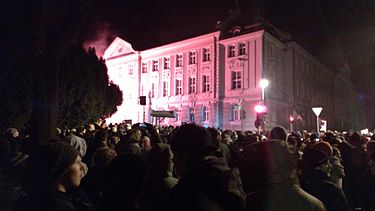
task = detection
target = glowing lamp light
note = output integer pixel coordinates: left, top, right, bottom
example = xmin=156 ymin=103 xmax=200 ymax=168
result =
xmin=254 ymin=104 xmax=267 ymax=113
xmin=289 ymin=115 xmax=294 ymax=122
xmin=259 ymin=79 xmax=269 ymax=89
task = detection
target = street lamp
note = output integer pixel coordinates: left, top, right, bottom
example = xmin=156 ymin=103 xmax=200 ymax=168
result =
xmin=259 ymin=79 xmax=269 ymax=102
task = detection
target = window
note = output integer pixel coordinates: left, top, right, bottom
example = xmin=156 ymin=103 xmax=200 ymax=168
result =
xmin=203 ymin=48 xmax=210 ymax=62
xmin=232 ymin=105 xmax=241 ymax=121
xmin=152 ymin=60 xmax=159 ymax=71
xmin=151 ymin=83 xmax=155 ymax=98
xmin=188 ymin=77 xmax=196 ymax=94
xmin=175 ymin=79 xmax=182 ymax=95
xmin=176 ymin=54 xmax=183 ymax=67
xmin=228 ymin=45 xmax=235 ymax=57
xmin=128 ymin=64 xmax=134 ymax=75
xmin=142 ymin=62 xmax=148 ymax=73
xmin=189 ymin=107 xmax=195 ymax=122
xmin=189 ymin=51 xmax=197 ymax=64
xmin=239 ymin=43 xmax=246 ymax=56
xmin=231 ymin=70 xmax=242 ymax=89
xmin=163 ymin=81 xmax=169 ymax=97
xmin=202 ymin=75 xmax=210 ymax=93
xmin=176 ymin=110 xmax=181 ymax=122
xmin=202 ymin=106 xmax=209 ymax=121
xmin=164 ymin=57 xmax=170 ymax=69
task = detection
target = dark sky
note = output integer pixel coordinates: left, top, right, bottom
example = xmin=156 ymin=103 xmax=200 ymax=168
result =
xmin=84 ymin=0 xmax=375 ymax=127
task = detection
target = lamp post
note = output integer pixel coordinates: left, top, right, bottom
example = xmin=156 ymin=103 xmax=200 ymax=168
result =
xmin=259 ymin=79 xmax=269 ymax=103
xmin=258 ymin=79 xmax=269 ymax=132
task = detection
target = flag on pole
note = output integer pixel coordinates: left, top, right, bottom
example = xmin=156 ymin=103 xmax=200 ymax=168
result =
xmin=292 ymin=110 xmax=303 ymax=121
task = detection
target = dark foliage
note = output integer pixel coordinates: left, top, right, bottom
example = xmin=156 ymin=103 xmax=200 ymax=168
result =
xmin=58 ymin=45 xmax=122 ymax=129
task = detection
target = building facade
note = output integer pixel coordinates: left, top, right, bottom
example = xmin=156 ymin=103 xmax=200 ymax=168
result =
xmin=103 ymin=24 xmax=362 ymax=131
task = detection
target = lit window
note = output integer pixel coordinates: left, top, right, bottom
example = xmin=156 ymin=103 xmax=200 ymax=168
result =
xmin=142 ymin=62 xmax=148 ymax=73
xmin=164 ymin=57 xmax=170 ymax=69
xmin=231 ymin=70 xmax=242 ymax=89
xmin=176 ymin=54 xmax=183 ymax=67
xmin=188 ymin=77 xmax=196 ymax=94
xmin=203 ymin=48 xmax=210 ymax=62
xmin=175 ymin=79 xmax=182 ymax=95
xmin=189 ymin=51 xmax=197 ymax=64
xmin=202 ymin=75 xmax=210 ymax=93
xmin=152 ymin=60 xmax=159 ymax=72
xmin=189 ymin=107 xmax=195 ymax=122
xmin=239 ymin=43 xmax=246 ymax=56
xmin=232 ymin=105 xmax=241 ymax=121
xmin=128 ymin=64 xmax=134 ymax=75
xmin=176 ymin=110 xmax=181 ymax=122
xmin=202 ymin=106 xmax=209 ymax=121
xmin=228 ymin=45 xmax=235 ymax=57
xmin=163 ymin=81 xmax=169 ymax=97
xmin=151 ymin=83 xmax=155 ymax=98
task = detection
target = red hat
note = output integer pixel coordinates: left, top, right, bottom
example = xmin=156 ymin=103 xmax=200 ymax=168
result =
xmin=312 ymin=141 xmax=333 ymax=157
xmin=302 ymin=142 xmax=332 ymax=170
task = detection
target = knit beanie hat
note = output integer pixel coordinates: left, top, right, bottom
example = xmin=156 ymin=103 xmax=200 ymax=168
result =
xmin=366 ymin=140 xmax=375 ymax=161
xmin=313 ymin=141 xmax=333 ymax=157
xmin=302 ymin=141 xmax=332 ymax=169
xmin=29 ymin=142 xmax=79 ymax=184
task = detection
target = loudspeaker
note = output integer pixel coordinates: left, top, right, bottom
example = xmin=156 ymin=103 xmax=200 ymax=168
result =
xmin=139 ymin=96 xmax=146 ymax=105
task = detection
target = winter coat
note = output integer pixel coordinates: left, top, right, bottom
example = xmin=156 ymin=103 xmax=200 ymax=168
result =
xmin=302 ymin=170 xmax=349 ymax=211
xmin=167 ymin=156 xmax=246 ymax=211
xmin=246 ymin=182 xmax=326 ymax=211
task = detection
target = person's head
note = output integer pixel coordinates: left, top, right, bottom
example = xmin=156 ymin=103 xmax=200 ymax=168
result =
xmin=91 ymin=147 xmax=117 ymax=167
xmin=221 ymin=130 xmax=233 ymax=145
xmin=27 ymin=142 xmax=86 ymax=192
xmin=255 ymin=140 xmax=298 ymax=186
xmin=171 ymin=124 xmax=215 ymax=175
xmin=302 ymin=141 xmax=333 ymax=178
xmin=207 ymin=127 xmax=221 ymax=146
xmin=6 ymin=128 xmax=19 ymax=139
xmin=130 ymin=129 xmax=142 ymax=143
xmin=140 ymin=135 xmax=152 ymax=150
xmin=269 ymin=126 xmax=288 ymax=141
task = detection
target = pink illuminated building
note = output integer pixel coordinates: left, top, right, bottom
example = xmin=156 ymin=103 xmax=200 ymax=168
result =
xmin=103 ymin=22 xmax=363 ymax=131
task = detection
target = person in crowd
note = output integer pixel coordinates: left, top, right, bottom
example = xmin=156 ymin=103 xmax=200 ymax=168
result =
xmin=98 ymin=154 xmax=148 ymax=211
xmin=221 ymin=130 xmax=234 ymax=145
xmin=268 ymin=126 xmax=288 ymax=142
xmin=116 ymin=128 xmax=142 ymax=155
xmin=301 ymin=141 xmax=349 ymax=211
xmin=168 ymin=124 xmax=246 ymax=211
xmin=359 ymin=140 xmax=375 ymax=210
xmin=329 ymin=147 xmax=345 ymax=189
xmin=207 ymin=127 xmax=232 ymax=166
xmin=80 ymin=147 xmax=117 ymax=207
xmin=19 ymin=142 xmax=88 ymax=210
xmin=85 ymin=129 xmax=108 ymax=166
xmin=245 ymin=138 xmax=326 ymax=211
xmin=139 ymin=134 xmax=152 ymax=158
xmin=64 ymin=129 xmax=87 ymax=158
xmin=0 ymin=135 xmax=29 ymax=211
xmin=339 ymin=132 xmax=369 ymax=209
xmin=238 ymin=133 xmax=262 ymax=194
xmin=140 ymin=143 xmax=178 ymax=211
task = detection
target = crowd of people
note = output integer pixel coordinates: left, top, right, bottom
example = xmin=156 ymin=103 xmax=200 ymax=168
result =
xmin=1 ymin=122 xmax=375 ymax=211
